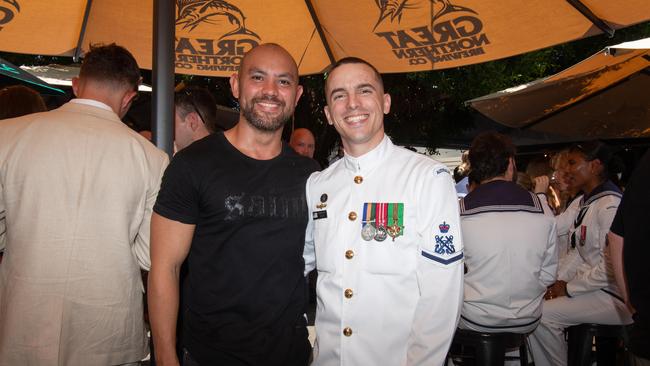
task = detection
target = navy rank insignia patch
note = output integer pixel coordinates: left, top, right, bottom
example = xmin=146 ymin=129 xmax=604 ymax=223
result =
xmin=421 ymin=221 xmax=463 ymax=265
xmin=434 ymin=221 xmax=455 ymax=254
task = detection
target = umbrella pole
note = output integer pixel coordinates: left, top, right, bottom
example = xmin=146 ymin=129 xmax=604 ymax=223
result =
xmin=566 ymin=0 xmax=615 ymax=38
xmin=73 ymin=0 xmax=93 ymax=62
xmin=304 ymin=0 xmax=336 ymax=67
xmin=152 ymin=0 xmax=175 ymax=157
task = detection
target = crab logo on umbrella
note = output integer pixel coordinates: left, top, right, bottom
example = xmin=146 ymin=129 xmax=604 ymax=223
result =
xmin=0 ymin=0 xmax=20 ymax=30
xmin=373 ymin=0 xmax=477 ymax=31
xmin=176 ymin=0 xmax=260 ymax=40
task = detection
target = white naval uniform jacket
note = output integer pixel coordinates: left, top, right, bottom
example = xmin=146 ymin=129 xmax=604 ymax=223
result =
xmin=459 ymin=181 xmax=558 ymax=333
xmin=554 ymin=195 xmax=583 ymax=260
xmin=303 ymin=136 xmax=464 ymax=366
xmin=558 ymin=181 xmax=623 ymax=298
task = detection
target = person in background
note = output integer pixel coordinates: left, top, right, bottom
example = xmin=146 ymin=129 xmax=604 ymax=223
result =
xmin=534 ymin=150 xmax=582 ymax=260
xmin=527 ymin=156 xmax=560 ymax=213
xmin=454 ymin=150 xmax=470 ymax=197
xmin=529 ymin=141 xmax=633 ymax=366
xmin=289 ymin=127 xmax=316 ymax=159
xmin=459 ymin=132 xmax=557 ymax=337
xmin=550 ymin=150 xmax=581 ymax=214
xmin=174 ymin=86 xmax=220 ymax=151
xmin=303 ymin=57 xmax=463 ymax=366
xmin=516 ymin=171 xmax=533 ymax=191
xmin=608 ymin=149 xmax=650 ymax=366
xmin=0 ymin=43 xmax=169 ymax=365
xmin=0 ymin=84 xmax=47 ymax=119
xmin=467 ymin=170 xmax=480 ymax=193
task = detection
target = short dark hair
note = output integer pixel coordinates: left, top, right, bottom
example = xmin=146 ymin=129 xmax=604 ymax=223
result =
xmin=469 ymin=132 xmax=516 ymax=182
xmin=325 ymin=57 xmax=384 ymax=92
xmin=0 ymin=85 xmax=47 ymax=119
xmin=569 ymin=141 xmax=621 ymax=181
xmin=79 ymin=43 xmax=140 ymax=92
xmin=175 ymin=87 xmax=220 ymax=133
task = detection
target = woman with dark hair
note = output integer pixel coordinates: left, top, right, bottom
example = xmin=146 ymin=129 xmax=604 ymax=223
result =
xmin=0 ymin=85 xmax=47 ymax=119
xmin=529 ymin=141 xmax=633 ymax=366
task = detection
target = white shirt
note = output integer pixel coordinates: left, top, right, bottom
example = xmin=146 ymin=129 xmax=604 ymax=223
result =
xmin=304 ymin=135 xmax=463 ymax=366
xmin=558 ymin=182 xmax=623 ymax=298
xmin=70 ymin=98 xmax=113 ymax=112
xmin=459 ymin=181 xmax=558 ymax=333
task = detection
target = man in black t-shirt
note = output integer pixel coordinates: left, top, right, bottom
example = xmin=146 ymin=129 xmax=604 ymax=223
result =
xmin=609 ymin=149 xmax=650 ymax=365
xmin=148 ymin=43 xmax=319 ymax=366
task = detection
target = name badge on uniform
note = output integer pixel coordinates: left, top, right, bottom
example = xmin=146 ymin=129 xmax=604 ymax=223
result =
xmin=313 ymin=193 xmax=328 ymax=220
xmin=313 ymin=210 xmax=327 ymax=220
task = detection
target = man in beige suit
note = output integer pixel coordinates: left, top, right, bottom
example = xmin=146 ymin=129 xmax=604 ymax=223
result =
xmin=0 ymin=44 xmax=169 ymax=366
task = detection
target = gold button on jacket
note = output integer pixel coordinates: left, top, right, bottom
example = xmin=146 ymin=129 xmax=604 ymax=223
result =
xmin=343 ymin=327 xmax=353 ymax=337
xmin=344 ymin=289 xmax=353 ymax=298
xmin=345 ymin=250 xmax=354 ymax=259
xmin=348 ymin=211 xmax=357 ymax=221
xmin=354 ymin=176 xmax=363 ymax=184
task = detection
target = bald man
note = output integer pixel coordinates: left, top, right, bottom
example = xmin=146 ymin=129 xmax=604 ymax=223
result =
xmin=290 ymin=128 xmax=316 ymax=158
xmin=148 ymin=43 xmax=319 ymax=366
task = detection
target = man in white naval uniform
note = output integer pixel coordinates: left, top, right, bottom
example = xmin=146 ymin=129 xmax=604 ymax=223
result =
xmin=459 ymin=132 xmax=558 ymax=334
xmin=303 ymin=57 xmax=463 ymax=366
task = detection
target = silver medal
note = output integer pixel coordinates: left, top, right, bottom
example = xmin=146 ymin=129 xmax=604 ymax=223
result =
xmin=361 ymin=223 xmax=376 ymax=241
xmin=374 ymin=226 xmax=388 ymax=242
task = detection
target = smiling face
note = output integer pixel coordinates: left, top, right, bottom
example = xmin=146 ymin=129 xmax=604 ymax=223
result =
xmin=565 ymin=150 xmax=602 ymax=193
xmin=230 ymin=44 xmax=303 ymax=133
xmin=324 ymin=62 xmax=390 ymax=157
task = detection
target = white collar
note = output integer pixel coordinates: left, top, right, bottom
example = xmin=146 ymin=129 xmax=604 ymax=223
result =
xmin=70 ymin=98 xmax=114 ymax=113
xmin=343 ymin=134 xmax=392 ymax=173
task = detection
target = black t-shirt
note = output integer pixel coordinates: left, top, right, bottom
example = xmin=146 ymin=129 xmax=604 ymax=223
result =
xmin=154 ymin=132 xmax=319 ymax=365
xmin=610 ymin=149 xmax=650 ymax=358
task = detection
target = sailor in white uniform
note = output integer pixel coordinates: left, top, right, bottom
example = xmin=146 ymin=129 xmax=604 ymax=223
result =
xmin=459 ymin=132 xmax=558 ymax=334
xmin=529 ymin=142 xmax=633 ymax=366
xmin=303 ymin=57 xmax=463 ymax=366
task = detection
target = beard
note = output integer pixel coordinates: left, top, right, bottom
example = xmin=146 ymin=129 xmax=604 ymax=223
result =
xmin=241 ymin=96 xmax=292 ymax=132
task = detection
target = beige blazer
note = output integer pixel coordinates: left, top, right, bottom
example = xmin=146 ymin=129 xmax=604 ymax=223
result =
xmin=0 ymin=101 xmax=169 ymax=365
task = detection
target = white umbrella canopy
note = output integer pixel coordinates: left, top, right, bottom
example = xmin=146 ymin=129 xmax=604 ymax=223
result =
xmin=467 ymin=37 xmax=650 ymax=139
xmin=0 ymin=0 xmax=649 ymax=76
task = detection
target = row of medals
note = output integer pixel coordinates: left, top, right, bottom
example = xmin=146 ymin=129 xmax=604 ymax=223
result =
xmin=362 ymin=223 xmax=388 ymax=241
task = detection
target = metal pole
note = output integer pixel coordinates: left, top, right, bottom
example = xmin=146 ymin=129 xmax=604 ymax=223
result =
xmin=73 ymin=0 xmax=94 ymax=62
xmin=304 ymin=0 xmax=335 ymax=65
xmin=152 ymin=0 xmax=175 ymax=157
xmin=566 ymin=0 xmax=615 ymax=38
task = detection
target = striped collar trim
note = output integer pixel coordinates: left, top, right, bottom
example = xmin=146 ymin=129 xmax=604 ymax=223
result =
xmin=460 ymin=182 xmax=544 ymax=216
